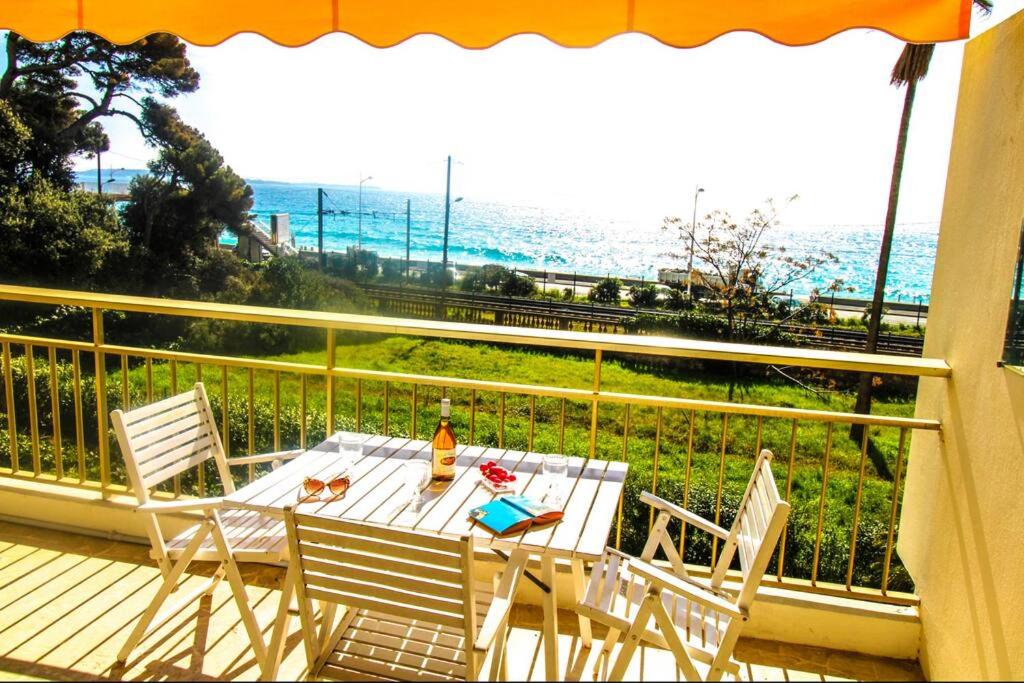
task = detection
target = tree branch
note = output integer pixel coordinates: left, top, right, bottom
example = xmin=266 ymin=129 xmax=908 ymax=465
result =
xmin=0 ymin=33 xmax=18 ymax=99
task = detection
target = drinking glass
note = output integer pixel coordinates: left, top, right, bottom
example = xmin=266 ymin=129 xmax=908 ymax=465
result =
xmin=403 ymin=460 xmax=431 ymax=513
xmin=338 ymin=432 xmax=362 ymax=473
xmin=542 ymin=454 xmax=569 ymax=507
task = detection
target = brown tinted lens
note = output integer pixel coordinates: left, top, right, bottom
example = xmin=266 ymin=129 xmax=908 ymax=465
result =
xmin=303 ymin=477 xmax=325 ymax=495
xmin=328 ymin=477 xmax=350 ymax=496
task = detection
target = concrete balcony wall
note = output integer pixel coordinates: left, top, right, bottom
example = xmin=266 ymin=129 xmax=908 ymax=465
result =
xmin=899 ymin=9 xmax=1024 ymax=680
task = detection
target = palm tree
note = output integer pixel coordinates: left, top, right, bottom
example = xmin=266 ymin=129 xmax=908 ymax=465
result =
xmin=851 ymin=3 xmax=992 ymax=440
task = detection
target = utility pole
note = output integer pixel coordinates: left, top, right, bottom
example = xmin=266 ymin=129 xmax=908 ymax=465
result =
xmin=405 ymin=198 xmax=411 ymax=285
xmin=317 ymin=188 xmax=325 ymax=269
xmin=442 ymin=156 xmax=453 ymax=281
xmin=439 ymin=156 xmax=454 ymax=319
xmin=687 ymin=185 xmax=704 ymax=299
xmin=96 ymin=152 xmax=102 ymax=196
xmin=358 ymin=173 xmax=373 ymax=251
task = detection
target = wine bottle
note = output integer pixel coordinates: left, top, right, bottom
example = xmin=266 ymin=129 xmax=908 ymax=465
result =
xmin=432 ymin=398 xmax=457 ymax=481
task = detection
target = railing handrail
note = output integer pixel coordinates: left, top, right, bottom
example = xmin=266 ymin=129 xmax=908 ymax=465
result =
xmin=0 ymin=332 xmax=941 ymax=430
xmin=0 ymin=284 xmax=950 ymax=378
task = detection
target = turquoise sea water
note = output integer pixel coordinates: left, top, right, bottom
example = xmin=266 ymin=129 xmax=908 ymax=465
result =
xmin=85 ymin=170 xmax=938 ymax=302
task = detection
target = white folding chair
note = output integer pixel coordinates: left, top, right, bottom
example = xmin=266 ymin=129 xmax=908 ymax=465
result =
xmin=284 ymin=507 xmax=521 ymax=681
xmin=577 ymin=449 xmax=791 ymax=681
xmin=111 ymin=382 xmax=303 ymax=671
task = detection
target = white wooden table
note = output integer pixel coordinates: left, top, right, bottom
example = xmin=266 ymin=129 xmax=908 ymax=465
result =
xmin=223 ymin=433 xmax=628 ymax=681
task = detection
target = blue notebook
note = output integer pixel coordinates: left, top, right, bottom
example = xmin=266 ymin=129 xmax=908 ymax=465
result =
xmin=469 ymin=495 xmax=563 ymax=536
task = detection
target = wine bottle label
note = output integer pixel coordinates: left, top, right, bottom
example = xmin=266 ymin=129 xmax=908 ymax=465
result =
xmin=433 ymin=447 xmax=456 ymax=474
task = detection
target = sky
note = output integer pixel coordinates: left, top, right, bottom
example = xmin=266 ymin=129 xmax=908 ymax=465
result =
xmin=64 ymin=2 xmax=1024 ymax=228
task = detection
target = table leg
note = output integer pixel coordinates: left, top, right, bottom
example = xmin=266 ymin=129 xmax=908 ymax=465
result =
xmin=571 ymin=558 xmax=593 ymax=648
xmin=261 ymin=563 xmax=297 ymax=681
xmin=541 ymin=554 xmax=560 ymax=681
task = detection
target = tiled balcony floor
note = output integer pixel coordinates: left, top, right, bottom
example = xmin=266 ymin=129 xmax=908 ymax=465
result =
xmin=0 ymin=520 xmax=922 ymax=681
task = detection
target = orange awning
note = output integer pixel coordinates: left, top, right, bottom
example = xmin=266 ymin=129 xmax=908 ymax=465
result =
xmin=1 ymin=0 xmax=971 ymax=48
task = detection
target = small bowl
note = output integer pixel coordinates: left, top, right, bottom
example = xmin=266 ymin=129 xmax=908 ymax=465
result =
xmin=479 ymin=473 xmax=515 ymax=494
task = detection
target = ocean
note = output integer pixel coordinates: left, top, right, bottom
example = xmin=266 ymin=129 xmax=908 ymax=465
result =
xmin=81 ymin=170 xmax=938 ymax=303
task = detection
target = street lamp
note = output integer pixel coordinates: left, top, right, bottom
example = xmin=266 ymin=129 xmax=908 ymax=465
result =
xmin=686 ymin=185 xmax=705 ymax=300
xmin=358 ymin=173 xmax=373 ymax=250
xmin=442 ymin=195 xmax=463 ymax=280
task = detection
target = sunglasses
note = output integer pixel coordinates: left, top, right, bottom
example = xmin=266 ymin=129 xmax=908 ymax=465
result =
xmin=298 ymin=475 xmax=351 ymax=502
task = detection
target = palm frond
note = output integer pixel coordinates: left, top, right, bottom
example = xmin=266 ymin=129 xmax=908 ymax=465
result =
xmin=891 ymin=42 xmax=935 ymax=86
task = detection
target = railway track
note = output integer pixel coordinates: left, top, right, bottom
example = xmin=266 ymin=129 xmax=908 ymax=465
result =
xmin=360 ymin=285 xmax=925 ymax=357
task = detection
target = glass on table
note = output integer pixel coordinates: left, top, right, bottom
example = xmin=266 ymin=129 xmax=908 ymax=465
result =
xmin=542 ymin=454 xmax=569 ymax=507
xmin=337 ymin=432 xmax=362 ymax=473
xmin=403 ymin=460 xmax=431 ymax=513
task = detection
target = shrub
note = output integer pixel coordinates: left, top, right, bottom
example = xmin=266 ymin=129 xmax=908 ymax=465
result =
xmin=628 ymin=283 xmax=659 ymax=308
xmin=589 ymin=277 xmax=622 ymax=304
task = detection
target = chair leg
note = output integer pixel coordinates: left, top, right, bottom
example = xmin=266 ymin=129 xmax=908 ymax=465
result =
xmin=571 ymin=559 xmax=593 ymax=648
xmin=485 ymin=612 xmax=511 ymax=681
xmin=208 ymin=513 xmax=269 ymax=675
xmin=117 ymin=520 xmax=214 ymax=663
xmin=608 ymin=594 xmax=655 ymax=681
xmin=650 ymin=597 xmax=702 ymax=682
xmin=261 ymin=563 xmax=298 ymax=682
xmin=593 ymin=627 xmax=620 ymax=681
xmin=204 ymin=563 xmax=226 ymax=596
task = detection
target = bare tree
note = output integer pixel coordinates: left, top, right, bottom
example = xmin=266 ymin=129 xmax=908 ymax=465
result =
xmin=664 ymin=197 xmax=840 ymax=399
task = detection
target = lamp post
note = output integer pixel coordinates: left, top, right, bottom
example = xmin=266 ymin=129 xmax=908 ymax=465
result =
xmin=441 ymin=155 xmax=464 ymax=283
xmin=358 ymin=173 xmax=373 ymax=250
xmin=686 ymin=185 xmax=704 ymax=300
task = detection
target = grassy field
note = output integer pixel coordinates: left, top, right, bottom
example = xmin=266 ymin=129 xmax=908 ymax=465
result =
xmin=2 ymin=333 xmax=917 ymax=592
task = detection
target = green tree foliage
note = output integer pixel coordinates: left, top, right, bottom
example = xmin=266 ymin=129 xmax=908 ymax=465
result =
xmin=120 ymin=100 xmax=254 ymax=296
xmin=186 ymin=257 xmax=367 ymax=355
xmin=458 ymin=264 xmax=508 ymax=292
xmin=0 ymin=32 xmax=199 ymax=188
xmin=457 ymin=264 xmax=535 ymax=296
xmin=500 ymin=270 xmax=536 ymax=297
xmin=589 ymin=277 xmax=622 ymax=304
xmin=628 ymin=283 xmax=659 ymax=308
xmin=0 ymin=100 xmax=31 ymax=188
xmin=0 ymin=177 xmax=128 ymax=288
xmin=380 ymin=258 xmax=404 ymax=283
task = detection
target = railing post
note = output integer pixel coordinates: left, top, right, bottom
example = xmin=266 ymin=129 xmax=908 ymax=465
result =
xmin=589 ymin=349 xmax=602 ymax=458
xmin=92 ymin=308 xmax=109 ymax=492
xmin=325 ymin=328 xmax=336 ymax=435
xmin=2 ymin=342 xmax=18 ymax=472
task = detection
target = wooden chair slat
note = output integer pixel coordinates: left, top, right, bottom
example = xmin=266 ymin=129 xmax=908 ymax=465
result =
xmin=349 ymin=612 xmax=467 ymax=648
xmin=132 ymin=413 xmax=211 ymax=456
xmin=141 ymin=446 xmax=217 ymax=489
xmin=298 ymin=542 xmax=463 ymax=584
xmin=296 ymin=515 xmax=463 ymax=554
xmin=302 ymin=557 xmax=465 ymax=603
xmin=305 ymin=586 xmax=467 ymax=630
xmin=333 ymin=637 xmax=468 ymax=678
xmin=742 ymin=492 xmax=768 ymax=540
xmin=295 ymin=528 xmax=462 ymax=569
xmin=125 ymin=401 xmax=201 ymax=438
xmin=138 ymin=433 xmax=217 ymax=478
xmin=120 ymin=389 xmax=197 ymax=425
xmin=304 ymin=571 xmax=465 ymax=617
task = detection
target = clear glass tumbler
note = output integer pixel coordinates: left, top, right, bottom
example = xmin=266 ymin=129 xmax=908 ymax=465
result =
xmin=542 ymin=454 xmax=569 ymax=507
xmin=338 ymin=432 xmax=363 ymax=473
xmin=403 ymin=460 xmax=431 ymax=513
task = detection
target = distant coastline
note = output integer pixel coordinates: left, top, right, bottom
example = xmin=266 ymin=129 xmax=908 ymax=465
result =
xmin=76 ymin=169 xmax=939 ymax=303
